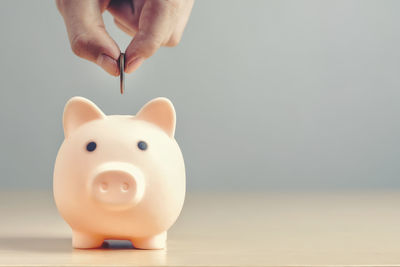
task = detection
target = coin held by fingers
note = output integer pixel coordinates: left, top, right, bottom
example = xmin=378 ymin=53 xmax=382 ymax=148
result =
xmin=119 ymin=53 xmax=125 ymax=94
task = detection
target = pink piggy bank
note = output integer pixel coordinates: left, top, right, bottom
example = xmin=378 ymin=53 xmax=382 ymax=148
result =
xmin=53 ymin=97 xmax=185 ymax=249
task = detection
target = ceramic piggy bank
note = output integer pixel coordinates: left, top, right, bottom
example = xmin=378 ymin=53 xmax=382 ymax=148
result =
xmin=53 ymin=97 xmax=185 ymax=249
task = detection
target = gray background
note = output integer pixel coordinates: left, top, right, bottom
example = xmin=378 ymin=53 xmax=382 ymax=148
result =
xmin=0 ymin=0 xmax=399 ymax=191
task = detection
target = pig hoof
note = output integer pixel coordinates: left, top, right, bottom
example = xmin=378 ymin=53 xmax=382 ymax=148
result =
xmin=72 ymin=231 xmax=104 ymax=249
xmin=132 ymin=232 xmax=167 ymax=249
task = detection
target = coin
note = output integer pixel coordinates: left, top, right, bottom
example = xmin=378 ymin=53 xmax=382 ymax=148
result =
xmin=119 ymin=53 xmax=125 ymax=94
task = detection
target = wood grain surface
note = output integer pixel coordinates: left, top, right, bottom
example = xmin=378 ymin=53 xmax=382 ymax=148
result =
xmin=0 ymin=191 xmax=399 ymax=266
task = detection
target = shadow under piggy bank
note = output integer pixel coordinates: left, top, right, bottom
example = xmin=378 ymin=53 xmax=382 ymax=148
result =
xmin=72 ymin=241 xmax=167 ymax=266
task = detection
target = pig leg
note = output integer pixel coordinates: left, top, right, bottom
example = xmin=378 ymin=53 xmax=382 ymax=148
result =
xmin=72 ymin=231 xmax=104 ymax=249
xmin=131 ymin=231 xmax=167 ymax=249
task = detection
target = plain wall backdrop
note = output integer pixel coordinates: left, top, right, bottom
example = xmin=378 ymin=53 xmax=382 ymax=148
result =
xmin=0 ymin=0 xmax=399 ymax=191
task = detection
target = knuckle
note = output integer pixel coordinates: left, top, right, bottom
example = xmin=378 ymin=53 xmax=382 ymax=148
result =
xmin=144 ymin=41 xmax=160 ymax=56
xmin=167 ymin=34 xmax=181 ymax=47
xmin=70 ymin=33 xmax=89 ymax=58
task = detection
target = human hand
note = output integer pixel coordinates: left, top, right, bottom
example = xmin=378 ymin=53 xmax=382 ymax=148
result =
xmin=56 ymin=0 xmax=194 ymax=76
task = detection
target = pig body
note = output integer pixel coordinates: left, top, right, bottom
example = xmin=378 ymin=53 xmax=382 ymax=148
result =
xmin=53 ymin=97 xmax=185 ymax=249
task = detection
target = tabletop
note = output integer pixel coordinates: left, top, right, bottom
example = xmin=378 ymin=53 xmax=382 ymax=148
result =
xmin=0 ymin=190 xmax=399 ymax=266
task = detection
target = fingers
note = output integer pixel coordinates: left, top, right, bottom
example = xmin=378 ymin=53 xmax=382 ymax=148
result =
xmin=124 ymin=0 xmax=177 ymax=73
xmin=108 ymin=0 xmax=143 ymax=33
xmin=166 ymin=0 xmax=194 ymax=47
xmin=56 ymin=0 xmax=121 ymax=76
xmin=114 ymin=18 xmax=136 ymax=36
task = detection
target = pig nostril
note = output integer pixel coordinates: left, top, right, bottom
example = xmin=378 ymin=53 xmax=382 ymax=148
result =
xmin=100 ymin=182 xmax=108 ymax=192
xmin=121 ymin=182 xmax=129 ymax=192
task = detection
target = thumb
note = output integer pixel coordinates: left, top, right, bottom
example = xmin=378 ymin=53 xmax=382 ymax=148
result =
xmin=57 ymin=0 xmax=121 ymax=76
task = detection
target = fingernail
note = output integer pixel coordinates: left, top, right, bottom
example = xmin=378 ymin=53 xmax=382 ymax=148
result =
xmin=97 ymin=54 xmax=119 ymax=76
xmin=125 ymin=57 xmax=144 ymax=73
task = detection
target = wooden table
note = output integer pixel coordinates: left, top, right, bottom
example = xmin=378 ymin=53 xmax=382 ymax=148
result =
xmin=0 ymin=191 xmax=399 ymax=266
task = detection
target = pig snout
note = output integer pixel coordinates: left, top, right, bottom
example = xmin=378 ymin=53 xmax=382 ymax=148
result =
xmin=90 ymin=162 xmax=145 ymax=209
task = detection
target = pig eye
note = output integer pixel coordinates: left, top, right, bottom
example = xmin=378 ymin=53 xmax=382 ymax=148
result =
xmin=86 ymin=141 xmax=97 ymax=152
xmin=137 ymin=141 xmax=148 ymax=151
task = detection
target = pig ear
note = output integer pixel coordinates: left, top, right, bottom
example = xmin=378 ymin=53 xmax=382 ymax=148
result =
xmin=135 ymin=97 xmax=176 ymax=137
xmin=63 ymin=97 xmax=105 ymax=138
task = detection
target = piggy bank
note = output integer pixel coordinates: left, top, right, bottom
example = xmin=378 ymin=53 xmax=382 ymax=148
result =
xmin=53 ymin=97 xmax=185 ymax=249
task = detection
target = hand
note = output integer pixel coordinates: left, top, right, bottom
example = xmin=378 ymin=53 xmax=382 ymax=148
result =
xmin=56 ymin=0 xmax=194 ymax=76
